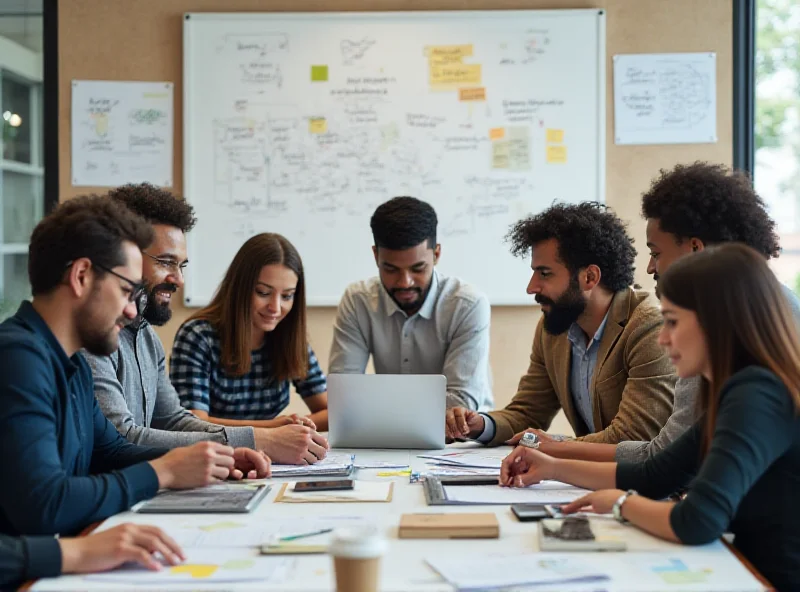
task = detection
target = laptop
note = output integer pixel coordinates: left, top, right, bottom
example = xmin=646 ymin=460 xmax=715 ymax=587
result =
xmin=327 ymin=374 xmax=446 ymax=449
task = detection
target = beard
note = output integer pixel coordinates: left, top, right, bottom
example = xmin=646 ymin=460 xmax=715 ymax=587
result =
xmin=141 ymin=282 xmax=178 ymax=326
xmin=77 ymin=298 xmax=128 ymax=356
xmin=536 ymin=277 xmax=587 ymax=335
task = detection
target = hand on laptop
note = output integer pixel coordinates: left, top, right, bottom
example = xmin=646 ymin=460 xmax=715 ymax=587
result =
xmin=254 ymin=424 xmax=329 ymax=465
xmin=445 ymin=407 xmax=485 ymax=442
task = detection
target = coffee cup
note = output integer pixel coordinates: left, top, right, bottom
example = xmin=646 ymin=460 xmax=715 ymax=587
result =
xmin=328 ymin=526 xmax=388 ymax=592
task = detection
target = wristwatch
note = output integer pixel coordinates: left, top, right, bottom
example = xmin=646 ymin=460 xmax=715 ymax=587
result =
xmin=519 ymin=432 xmax=540 ymax=449
xmin=612 ymin=489 xmax=637 ymax=523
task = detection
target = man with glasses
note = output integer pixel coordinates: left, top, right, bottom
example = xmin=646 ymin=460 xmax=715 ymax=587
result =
xmin=83 ymin=184 xmax=327 ymax=465
xmin=0 ymin=196 xmax=270 ymax=538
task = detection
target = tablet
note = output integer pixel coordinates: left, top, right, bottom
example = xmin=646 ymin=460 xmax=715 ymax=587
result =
xmin=135 ymin=483 xmax=271 ymax=514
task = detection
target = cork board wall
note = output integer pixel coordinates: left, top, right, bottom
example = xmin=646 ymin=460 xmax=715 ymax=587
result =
xmin=58 ymin=0 xmax=733 ymax=427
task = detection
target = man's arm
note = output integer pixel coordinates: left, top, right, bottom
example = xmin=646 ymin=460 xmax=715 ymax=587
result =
xmin=0 ymin=346 xmax=164 ymax=535
xmin=150 ymin=339 xmax=256 ymax=449
xmin=0 ymin=534 xmax=61 ymax=588
xmin=614 ymin=376 xmax=700 ymax=462
xmin=328 ymin=288 xmax=370 ymax=374
xmin=486 ymin=319 xmax=562 ymax=446
xmin=86 ymin=349 xmax=254 ymax=450
xmin=577 ymin=314 xmax=676 ymax=444
xmin=442 ymin=295 xmax=492 ymax=410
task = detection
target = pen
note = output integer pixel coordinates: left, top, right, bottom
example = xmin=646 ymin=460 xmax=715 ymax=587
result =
xmin=279 ymin=528 xmax=334 ymax=542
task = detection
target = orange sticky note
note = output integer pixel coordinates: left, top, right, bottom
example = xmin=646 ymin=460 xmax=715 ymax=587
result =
xmin=459 ymin=87 xmax=486 ymax=101
xmin=489 ymin=127 xmax=505 ymax=141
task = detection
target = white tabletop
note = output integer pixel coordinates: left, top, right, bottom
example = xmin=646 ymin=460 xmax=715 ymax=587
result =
xmin=31 ymin=445 xmax=767 ymax=591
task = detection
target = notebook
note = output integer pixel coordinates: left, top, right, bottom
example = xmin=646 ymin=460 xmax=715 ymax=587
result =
xmin=399 ymin=513 xmax=499 ymax=539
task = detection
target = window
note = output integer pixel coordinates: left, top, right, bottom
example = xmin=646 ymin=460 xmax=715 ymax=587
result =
xmin=755 ymin=0 xmax=800 ymax=294
xmin=0 ymin=6 xmax=43 ymax=319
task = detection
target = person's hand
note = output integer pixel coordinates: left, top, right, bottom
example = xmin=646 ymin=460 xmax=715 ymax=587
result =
xmin=59 ymin=524 xmax=185 ymax=573
xmin=228 ymin=448 xmax=271 ymax=480
xmin=445 ymin=407 xmax=485 ymax=442
xmin=561 ymin=489 xmax=625 ymax=515
xmin=505 ymin=428 xmax=555 ymax=446
xmin=282 ymin=413 xmax=317 ymax=430
xmin=499 ymin=445 xmax=557 ymax=488
xmin=149 ymin=442 xmax=235 ymax=489
xmin=254 ymin=424 xmax=329 ymax=465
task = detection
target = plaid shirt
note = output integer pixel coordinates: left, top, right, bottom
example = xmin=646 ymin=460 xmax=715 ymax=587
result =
xmin=170 ymin=319 xmax=327 ymax=420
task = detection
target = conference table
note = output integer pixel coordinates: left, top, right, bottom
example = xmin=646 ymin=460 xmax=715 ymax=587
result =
xmin=27 ymin=444 xmax=772 ymax=591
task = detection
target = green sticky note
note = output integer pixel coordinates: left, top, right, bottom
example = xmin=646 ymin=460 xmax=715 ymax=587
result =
xmin=311 ymin=65 xmax=328 ymax=82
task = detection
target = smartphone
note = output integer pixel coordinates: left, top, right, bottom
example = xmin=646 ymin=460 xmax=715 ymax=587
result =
xmin=292 ymin=479 xmax=354 ymax=493
xmin=511 ymin=504 xmax=551 ymax=522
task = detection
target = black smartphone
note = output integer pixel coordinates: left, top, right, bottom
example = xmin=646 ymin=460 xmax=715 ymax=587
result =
xmin=293 ymin=479 xmax=355 ymax=492
xmin=511 ymin=503 xmax=551 ymax=522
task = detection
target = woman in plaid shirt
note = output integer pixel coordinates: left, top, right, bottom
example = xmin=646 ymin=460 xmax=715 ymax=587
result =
xmin=171 ymin=233 xmax=329 ymax=431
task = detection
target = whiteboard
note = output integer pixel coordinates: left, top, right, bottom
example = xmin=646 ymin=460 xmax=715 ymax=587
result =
xmin=183 ymin=10 xmax=605 ymax=306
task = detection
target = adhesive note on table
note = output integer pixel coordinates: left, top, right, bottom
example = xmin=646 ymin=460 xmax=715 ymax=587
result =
xmin=377 ymin=469 xmax=412 ymax=477
xmin=546 ymin=128 xmax=565 ymax=143
xmin=459 ymin=87 xmax=486 ymax=101
xmin=489 ymin=127 xmax=505 ymax=141
xmin=309 ymin=118 xmax=327 ymax=134
xmin=311 ymin=65 xmax=328 ymax=82
xmin=547 ymin=145 xmax=568 ymax=164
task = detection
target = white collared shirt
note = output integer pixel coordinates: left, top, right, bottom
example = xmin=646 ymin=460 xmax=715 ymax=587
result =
xmin=329 ymin=270 xmax=494 ymax=410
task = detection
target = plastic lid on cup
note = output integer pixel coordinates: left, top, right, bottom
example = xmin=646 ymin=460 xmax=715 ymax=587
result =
xmin=328 ymin=526 xmax=388 ymax=559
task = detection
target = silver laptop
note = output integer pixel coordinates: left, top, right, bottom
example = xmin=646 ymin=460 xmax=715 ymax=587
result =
xmin=327 ymin=374 xmax=446 ymax=449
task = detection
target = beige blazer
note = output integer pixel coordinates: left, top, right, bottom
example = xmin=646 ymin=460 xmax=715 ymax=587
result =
xmin=487 ymin=288 xmax=676 ymax=446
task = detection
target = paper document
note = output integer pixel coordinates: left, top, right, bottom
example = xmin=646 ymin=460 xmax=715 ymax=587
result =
xmin=270 ymin=453 xmax=354 ymax=476
xmin=428 ymin=553 xmax=609 ymax=590
xmin=275 ymin=480 xmax=394 ymax=503
xmin=418 ymin=451 xmax=506 ymax=469
xmin=355 ymin=461 xmax=410 ymax=469
xmin=153 ymin=515 xmax=370 ymax=548
xmin=84 ymin=549 xmax=291 ymax=584
xmin=444 ymin=484 xmax=589 ymax=505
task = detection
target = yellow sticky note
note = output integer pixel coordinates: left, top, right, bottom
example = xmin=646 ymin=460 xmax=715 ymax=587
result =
xmin=546 ymin=129 xmax=564 ymax=144
xmin=459 ymin=87 xmax=486 ymax=102
xmin=309 ymin=118 xmax=327 ymax=134
xmin=171 ymin=565 xmax=218 ymax=579
xmin=490 ymin=127 xmax=505 ymax=141
xmin=429 ymin=54 xmax=463 ymax=67
xmin=429 ymin=64 xmax=482 ymax=87
xmin=198 ymin=521 xmax=245 ymax=532
xmin=377 ymin=469 xmax=412 ymax=477
xmin=425 ymin=44 xmax=473 ymax=59
xmin=311 ymin=65 xmax=328 ymax=82
xmin=547 ymin=145 xmax=568 ymax=164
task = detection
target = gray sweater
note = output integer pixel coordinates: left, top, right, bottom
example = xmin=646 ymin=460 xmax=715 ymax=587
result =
xmin=83 ymin=319 xmax=255 ymax=449
xmin=615 ymin=283 xmax=800 ymax=463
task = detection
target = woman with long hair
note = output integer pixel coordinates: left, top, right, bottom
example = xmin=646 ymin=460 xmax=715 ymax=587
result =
xmin=500 ymin=243 xmax=800 ymax=591
xmin=171 ymin=233 xmax=329 ymax=431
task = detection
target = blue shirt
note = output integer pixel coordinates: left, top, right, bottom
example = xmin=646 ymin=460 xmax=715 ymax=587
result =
xmin=566 ymin=312 xmax=610 ymax=432
xmin=0 ymin=302 xmax=166 ymax=537
xmin=171 ymin=318 xmax=327 ymax=420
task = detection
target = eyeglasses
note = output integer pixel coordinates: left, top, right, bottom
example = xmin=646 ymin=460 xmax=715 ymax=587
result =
xmin=92 ymin=263 xmax=147 ymax=304
xmin=143 ymin=252 xmax=188 ymax=276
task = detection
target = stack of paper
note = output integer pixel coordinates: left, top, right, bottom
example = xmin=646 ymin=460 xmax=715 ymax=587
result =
xmin=270 ymin=453 xmax=354 ymax=477
xmin=418 ymin=452 xmax=505 ymax=469
xmin=427 ymin=553 xmax=609 ymax=590
xmin=443 ymin=483 xmax=589 ymax=505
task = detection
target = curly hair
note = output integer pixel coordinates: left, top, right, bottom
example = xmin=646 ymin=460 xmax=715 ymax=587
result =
xmin=641 ymin=162 xmax=780 ymax=258
xmin=108 ymin=183 xmax=197 ymax=233
xmin=29 ymin=195 xmax=154 ymax=295
xmin=507 ymin=202 xmax=636 ymax=292
xmin=370 ymin=196 xmax=437 ymax=250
